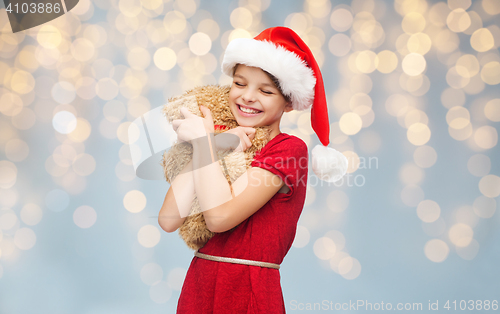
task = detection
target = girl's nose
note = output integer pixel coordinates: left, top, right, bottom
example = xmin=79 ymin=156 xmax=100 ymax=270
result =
xmin=242 ymin=88 xmax=256 ymax=103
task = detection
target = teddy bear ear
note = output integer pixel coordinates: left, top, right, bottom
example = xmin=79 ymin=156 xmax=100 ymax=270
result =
xmin=311 ymin=145 xmax=348 ymax=182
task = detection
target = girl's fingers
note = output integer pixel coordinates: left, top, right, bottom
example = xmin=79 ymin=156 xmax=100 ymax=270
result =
xmin=200 ymin=105 xmax=213 ymax=120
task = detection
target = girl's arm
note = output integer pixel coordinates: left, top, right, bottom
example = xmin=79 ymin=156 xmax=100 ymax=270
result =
xmin=192 ymin=136 xmax=285 ymax=233
xmin=158 ymin=160 xmax=195 ymax=233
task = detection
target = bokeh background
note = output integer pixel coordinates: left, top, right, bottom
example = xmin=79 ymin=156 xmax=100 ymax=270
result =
xmin=1 ymin=0 xmax=499 ymax=313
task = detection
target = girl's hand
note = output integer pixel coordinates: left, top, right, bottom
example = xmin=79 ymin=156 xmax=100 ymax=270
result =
xmin=172 ymin=106 xmax=214 ymax=143
xmin=215 ymin=126 xmax=256 ymax=152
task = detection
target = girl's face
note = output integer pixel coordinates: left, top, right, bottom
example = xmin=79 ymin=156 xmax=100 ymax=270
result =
xmin=228 ymin=64 xmax=292 ymax=138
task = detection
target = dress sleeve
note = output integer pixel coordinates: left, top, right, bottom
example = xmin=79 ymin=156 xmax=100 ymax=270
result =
xmin=250 ymin=136 xmax=308 ymax=197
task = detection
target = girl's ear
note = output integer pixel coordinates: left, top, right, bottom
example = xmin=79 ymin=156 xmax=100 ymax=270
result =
xmin=284 ymin=102 xmax=293 ymax=113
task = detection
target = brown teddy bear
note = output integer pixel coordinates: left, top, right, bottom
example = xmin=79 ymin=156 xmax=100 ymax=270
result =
xmin=161 ymin=84 xmax=272 ymax=250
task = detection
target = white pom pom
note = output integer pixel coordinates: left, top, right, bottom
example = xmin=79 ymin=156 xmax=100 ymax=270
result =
xmin=311 ymin=145 xmax=348 ymax=182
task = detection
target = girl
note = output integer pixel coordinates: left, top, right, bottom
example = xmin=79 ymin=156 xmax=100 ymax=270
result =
xmin=159 ymin=27 xmax=334 ymax=313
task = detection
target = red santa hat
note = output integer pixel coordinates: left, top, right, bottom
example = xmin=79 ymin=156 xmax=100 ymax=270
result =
xmin=222 ymin=26 xmax=348 ymax=182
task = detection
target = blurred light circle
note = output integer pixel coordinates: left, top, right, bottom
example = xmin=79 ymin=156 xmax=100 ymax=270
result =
xmin=119 ymin=0 xmax=142 ymax=17
xmin=167 ymin=267 xmax=186 ymax=291
xmin=292 ymin=225 xmax=310 ymax=248
xmin=424 ymin=239 xmax=449 ymax=262
xmin=470 ymin=28 xmax=494 ymax=52
xmin=328 ymin=34 xmax=351 ymax=57
xmin=0 ymin=209 xmax=18 ymax=230
xmin=417 ymin=200 xmax=441 ymax=223
xmin=313 ymin=237 xmax=337 ymax=260
xmin=355 ymin=50 xmax=377 ymax=73
xmin=140 ymin=262 xmax=163 ymax=285
xmin=402 ymin=12 xmax=426 ymax=34
xmin=70 ymin=38 xmax=95 ymax=62
xmin=52 ymin=81 xmax=76 ymax=104
xmin=163 ymin=11 xmax=186 ymax=35
xmin=456 ymin=238 xmax=479 ymax=260
xmin=446 ymin=66 xmax=470 ymax=88
xmin=339 ymin=112 xmax=362 ymax=135
xmin=473 ymin=125 xmax=497 ymax=149
xmin=407 ymin=123 xmax=431 ymax=145
xmin=0 ymin=160 xmax=17 ymax=189
xmin=339 ymin=257 xmax=361 ymax=280
xmin=152 ymin=45 xmax=175 ymax=69
xmin=128 ymin=47 xmax=151 ymax=70
xmin=52 ymin=111 xmax=77 ymax=134
xmin=188 ymin=32 xmax=212 ymax=56
xmin=73 ymin=205 xmax=97 ymax=229
xmin=407 ymin=33 xmax=432 ymax=55
xmin=10 ymin=70 xmax=35 ymax=94
xmin=0 ymin=92 xmax=23 ymax=117
xmin=446 ymin=106 xmax=470 ymax=129
xmin=484 ymin=99 xmax=500 ymax=122
xmin=446 ymin=9 xmax=471 ymax=32
xmin=402 ymin=53 xmax=426 ymax=76
xmin=400 ymin=162 xmax=424 ymax=185
xmin=5 ymin=139 xmax=29 ymax=162
xmin=401 ymin=184 xmax=425 ymax=207
xmin=448 ymin=122 xmax=472 ymax=141
xmin=455 ymin=54 xmax=480 ymax=78
xmin=330 ymin=8 xmax=353 ymax=32
xmin=404 ymin=109 xmax=429 ymax=128
xmin=149 ymin=280 xmax=171 ymax=304
xmin=329 ymin=251 xmax=350 ymax=273
xmin=385 ymin=94 xmax=410 ymax=116
xmin=448 ymin=223 xmax=473 ymax=247
xmin=124 ymin=190 xmax=147 ymax=213
xmin=327 ymin=190 xmax=349 ymax=213
xmin=96 ymin=78 xmax=119 ymax=100
xmin=72 ymin=153 xmax=96 ymax=176
xmin=37 ymin=25 xmax=62 ymax=49
xmin=480 ymin=61 xmax=500 ymax=85
xmin=14 ymin=227 xmax=36 ymax=250
xmin=478 ymin=174 xmax=500 ymax=198
xmin=45 ymin=189 xmax=70 ymax=212
xmin=482 ymin=0 xmax=500 ymax=14
xmin=20 ymin=203 xmax=42 ymax=226
xmin=138 ymin=224 xmax=161 ymax=248
xmin=376 ymin=50 xmax=398 ymax=73
xmin=472 ymin=195 xmax=496 ymax=218
xmin=467 ymin=154 xmax=491 ymax=177
xmin=324 ymin=230 xmax=346 ymax=251
xmin=68 ymin=118 xmax=92 ymax=143
xmin=230 ymin=7 xmax=253 ymax=29
xmin=413 ymin=145 xmax=437 ymax=168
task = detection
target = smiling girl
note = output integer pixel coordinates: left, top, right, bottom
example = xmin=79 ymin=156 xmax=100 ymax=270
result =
xmin=159 ymin=27 xmax=337 ymax=313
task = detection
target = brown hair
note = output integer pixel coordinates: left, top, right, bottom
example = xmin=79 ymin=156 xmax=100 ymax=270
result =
xmin=233 ymin=64 xmax=292 ymax=103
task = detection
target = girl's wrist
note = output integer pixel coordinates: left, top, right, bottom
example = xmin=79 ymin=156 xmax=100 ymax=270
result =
xmin=191 ymin=132 xmax=218 ymax=168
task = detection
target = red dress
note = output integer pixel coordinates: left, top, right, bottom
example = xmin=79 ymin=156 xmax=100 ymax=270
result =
xmin=177 ymin=132 xmax=308 ymax=314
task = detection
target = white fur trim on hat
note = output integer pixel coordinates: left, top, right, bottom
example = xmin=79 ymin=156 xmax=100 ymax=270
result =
xmin=311 ymin=145 xmax=348 ymax=182
xmin=222 ymin=38 xmax=316 ymax=111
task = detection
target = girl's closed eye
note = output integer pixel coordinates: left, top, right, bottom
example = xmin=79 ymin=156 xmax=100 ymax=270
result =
xmin=234 ymin=82 xmax=245 ymax=87
xmin=261 ymin=89 xmax=273 ymax=95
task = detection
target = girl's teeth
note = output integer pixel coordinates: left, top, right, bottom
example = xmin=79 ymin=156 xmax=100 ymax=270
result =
xmin=240 ymin=106 xmax=260 ymax=114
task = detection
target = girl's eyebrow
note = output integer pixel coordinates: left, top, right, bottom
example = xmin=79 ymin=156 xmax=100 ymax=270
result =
xmin=234 ymin=74 xmax=275 ymax=88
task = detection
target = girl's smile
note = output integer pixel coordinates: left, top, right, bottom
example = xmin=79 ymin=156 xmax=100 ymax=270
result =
xmin=229 ymin=64 xmax=293 ymax=139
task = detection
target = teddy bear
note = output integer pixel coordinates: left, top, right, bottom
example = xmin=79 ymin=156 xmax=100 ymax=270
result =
xmin=161 ymin=84 xmax=272 ymax=250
